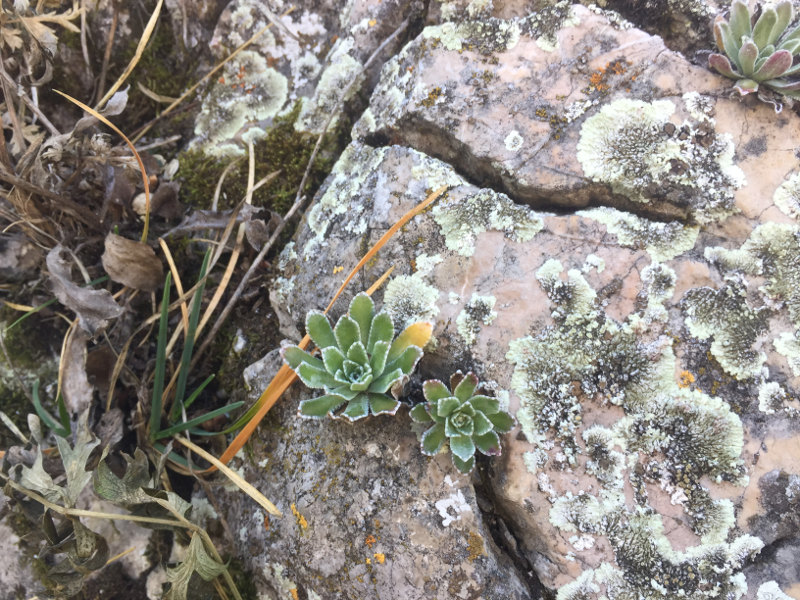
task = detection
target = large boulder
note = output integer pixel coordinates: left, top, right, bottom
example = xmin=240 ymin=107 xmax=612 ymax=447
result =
xmin=227 ymin=3 xmax=800 ymax=599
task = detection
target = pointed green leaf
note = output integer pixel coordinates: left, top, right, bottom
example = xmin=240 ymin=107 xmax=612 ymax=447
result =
xmin=454 ymin=372 xmax=479 ymax=402
xmin=387 ymin=322 xmax=431 ymax=362
xmin=738 ymin=38 xmax=759 ymax=74
xmin=753 ymin=7 xmax=779 ymax=48
xmin=729 ymin=1 xmax=753 ymax=43
xmin=330 ymin=385 xmax=360 ymax=401
xmin=368 ymin=393 xmax=401 ymax=416
xmin=449 ymin=435 xmax=476 ymax=462
xmin=370 ymin=367 xmax=404 ymax=394
xmin=472 ymin=411 xmax=494 ymax=437
xmin=436 ymin=396 xmax=461 ymax=418
xmin=283 ymin=346 xmax=323 ymax=371
xmin=452 ymin=454 xmax=475 ymax=474
xmin=296 ymin=362 xmax=338 ymax=390
xmin=474 ymin=430 xmax=502 ymax=456
xmin=321 ymin=346 xmax=345 ymax=376
xmin=367 ymin=312 xmax=394 ymax=352
xmin=779 ymin=37 xmax=800 ymax=55
xmin=716 ymin=21 xmax=743 ymax=70
xmin=487 ymin=410 xmax=515 ymax=433
xmin=780 ymin=21 xmax=800 ymax=45
xmin=348 ymin=293 xmax=374 ymax=347
xmin=298 ymin=394 xmax=347 ymax=418
xmin=346 ymin=341 xmax=369 ymax=365
xmin=370 ymin=340 xmax=390 ymax=376
xmin=753 ymin=49 xmax=793 ymax=79
xmin=410 ymin=403 xmax=433 ymax=423
xmin=306 ymin=312 xmax=337 ymax=349
xmin=423 ymin=379 xmax=451 ymax=403
xmin=421 ymin=423 xmax=446 ymax=455
xmin=709 ymin=53 xmax=740 ymax=78
xmin=468 ymin=395 xmax=499 ymax=415
xmin=341 ymin=395 xmax=369 ymax=421
xmin=384 ymin=345 xmax=423 ymax=376
xmin=773 ymin=1 xmax=794 ymax=43
xmin=334 ymin=315 xmax=360 ymax=352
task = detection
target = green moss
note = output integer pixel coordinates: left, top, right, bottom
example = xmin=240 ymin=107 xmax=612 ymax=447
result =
xmin=176 ymin=103 xmax=341 ymax=214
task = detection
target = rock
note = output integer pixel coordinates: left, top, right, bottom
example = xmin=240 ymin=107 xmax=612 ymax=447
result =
xmin=229 ymin=3 xmax=800 ymax=599
xmin=221 ymin=349 xmax=534 ymax=599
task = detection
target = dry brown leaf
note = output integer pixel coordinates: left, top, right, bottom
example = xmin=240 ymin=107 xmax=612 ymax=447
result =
xmin=61 ymin=325 xmax=93 ymax=415
xmin=101 ymin=233 xmax=163 ymax=291
xmin=47 ymin=245 xmax=123 ymax=335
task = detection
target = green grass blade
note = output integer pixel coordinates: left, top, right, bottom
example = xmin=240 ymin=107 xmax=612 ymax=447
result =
xmin=183 ymin=375 xmax=215 ymax=411
xmin=153 ymin=401 xmax=245 ymax=440
xmin=32 ymin=380 xmax=70 ymax=437
xmin=170 ymin=250 xmax=211 ymax=422
xmin=149 ymin=272 xmax=172 ymax=440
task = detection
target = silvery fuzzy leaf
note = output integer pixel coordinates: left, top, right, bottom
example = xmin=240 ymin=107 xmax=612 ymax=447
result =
xmin=55 ymin=412 xmax=100 ymax=507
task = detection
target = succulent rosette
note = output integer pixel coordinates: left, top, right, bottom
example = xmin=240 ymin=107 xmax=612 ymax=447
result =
xmin=709 ymin=0 xmax=800 ymax=97
xmin=410 ymin=371 xmax=515 ymax=474
xmin=283 ymin=293 xmax=431 ymax=421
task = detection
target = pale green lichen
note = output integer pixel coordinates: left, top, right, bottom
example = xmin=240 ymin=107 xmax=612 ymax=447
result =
xmin=193 ymin=51 xmax=288 ymax=157
xmin=640 ymin=262 xmax=677 ymax=323
xmin=303 ymin=144 xmax=387 ymax=257
xmin=774 ymin=172 xmax=800 ymax=219
xmin=295 ymin=38 xmax=364 ymax=134
xmin=432 ymin=189 xmax=543 ymax=257
xmin=579 ymin=207 xmax=699 ymax=262
xmin=456 ymin=294 xmax=497 ymax=346
xmin=774 ymin=331 xmax=800 ymax=377
xmin=382 ymin=272 xmax=440 ymax=330
xmin=757 ymin=581 xmax=794 ymax=600
xmin=576 ymin=98 xmax=745 ymax=224
xmin=421 ymin=19 xmax=522 ymax=54
xmin=504 ymin=130 xmax=524 ymax=152
xmin=681 ymin=275 xmax=770 ymax=380
xmin=705 ymin=223 xmax=800 ymax=328
xmin=758 ymin=380 xmax=789 ymax=414
xmin=507 ymin=259 xmax=758 ymax=598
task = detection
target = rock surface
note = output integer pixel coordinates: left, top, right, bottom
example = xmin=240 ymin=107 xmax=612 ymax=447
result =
xmin=223 ymin=2 xmax=800 ymax=600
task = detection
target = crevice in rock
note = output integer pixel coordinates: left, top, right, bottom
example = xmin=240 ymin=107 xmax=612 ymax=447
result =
xmin=361 ymin=116 xmax=695 ymax=224
xmin=474 ymin=461 xmax=554 ymax=600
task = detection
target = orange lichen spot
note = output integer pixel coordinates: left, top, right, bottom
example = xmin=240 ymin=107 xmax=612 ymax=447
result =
xmin=365 ymin=534 xmax=377 ymax=548
xmin=535 ymin=107 xmax=548 ymax=118
xmin=333 ymin=265 xmax=344 ymax=274
xmin=610 ymin=60 xmax=627 ymax=75
xmin=218 ymin=77 xmax=225 ymax=84
xmin=467 ymin=531 xmax=485 ymax=561
xmin=291 ymin=503 xmax=308 ymax=530
xmin=368 ymin=18 xmax=377 ymax=26
xmin=373 ymin=553 xmax=386 ymax=564
xmin=290 ymin=589 xmax=299 ymax=600
xmin=418 ymin=86 xmax=443 ymax=108
xmin=589 ymin=71 xmax=608 ymax=91
xmin=366 ymin=557 xmax=372 ymax=565
xmin=678 ymin=371 xmax=694 ymax=387
xmin=263 ymin=513 xmax=270 ymax=531
xmin=407 ymin=66 xmax=414 ymax=73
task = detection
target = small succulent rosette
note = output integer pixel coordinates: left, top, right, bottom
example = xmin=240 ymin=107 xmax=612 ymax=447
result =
xmin=709 ymin=0 xmax=800 ymax=97
xmin=283 ymin=293 xmax=431 ymax=421
xmin=410 ymin=371 xmax=515 ymax=474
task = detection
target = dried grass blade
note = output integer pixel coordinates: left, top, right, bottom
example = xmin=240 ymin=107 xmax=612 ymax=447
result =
xmin=175 ymin=436 xmax=281 ymax=516
xmin=95 ymin=0 xmax=164 ymax=110
xmin=158 ymin=238 xmax=189 ymax=332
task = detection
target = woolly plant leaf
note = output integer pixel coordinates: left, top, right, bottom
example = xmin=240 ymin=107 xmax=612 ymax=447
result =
xmin=453 ymin=372 xmax=479 ymax=402
xmin=340 ymin=395 xmax=370 ymax=421
xmin=474 ymin=430 xmax=502 ymax=456
xmin=487 ymin=410 xmax=515 ymax=433
xmin=298 ymin=394 xmax=347 ymax=418
xmin=452 ymin=454 xmax=475 ymax=474
xmin=306 ymin=312 xmax=336 ymax=349
xmin=165 ymin=533 xmax=227 ymax=600
xmin=421 ymin=423 xmax=446 ymax=455
xmin=423 ymin=380 xmax=450 ymax=403
xmin=753 ymin=6 xmax=779 ymax=48
xmin=729 ymin=0 xmax=753 ymax=43
xmin=367 ymin=312 xmax=394 ymax=352
xmin=410 ymin=403 xmax=433 ymax=423
xmin=93 ymin=448 xmax=154 ymax=507
xmin=449 ymin=435 xmax=476 ymax=462
xmin=283 ymin=346 xmax=322 ymax=371
xmin=368 ymin=393 xmax=401 ymax=416
xmin=348 ymin=293 xmax=374 ymax=347
xmin=334 ymin=315 xmax=360 ymax=353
